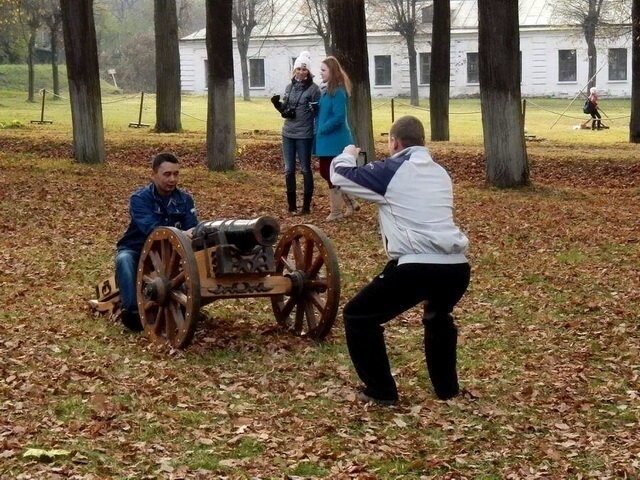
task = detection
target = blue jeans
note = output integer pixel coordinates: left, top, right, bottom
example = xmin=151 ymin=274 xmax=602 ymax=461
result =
xmin=282 ymin=136 xmax=314 ymax=195
xmin=115 ymin=248 xmax=140 ymax=313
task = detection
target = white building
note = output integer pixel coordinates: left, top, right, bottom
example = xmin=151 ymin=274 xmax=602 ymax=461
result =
xmin=179 ymin=0 xmax=632 ymax=98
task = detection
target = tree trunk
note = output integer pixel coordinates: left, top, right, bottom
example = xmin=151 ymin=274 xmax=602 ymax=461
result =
xmin=407 ymin=35 xmax=419 ymax=106
xmin=585 ymin=24 xmax=597 ymax=90
xmin=630 ymin=0 xmax=640 ymax=142
xmin=50 ymin=19 xmax=61 ymax=99
xmin=430 ymin=0 xmax=450 ymax=141
xmin=327 ymin=0 xmax=374 ymax=159
xmin=60 ymin=0 xmax=105 ymax=164
xmin=478 ymin=0 xmax=528 ymax=187
xmin=27 ymin=25 xmax=36 ymax=102
xmin=238 ymin=39 xmax=251 ymax=101
xmin=154 ymin=0 xmax=182 ymax=132
xmin=583 ymin=0 xmax=602 ymax=91
xmin=322 ymin=34 xmax=333 ymax=56
xmin=206 ymin=0 xmax=236 ymax=171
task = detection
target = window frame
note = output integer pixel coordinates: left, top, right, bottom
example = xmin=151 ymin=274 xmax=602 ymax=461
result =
xmin=608 ymin=48 xmax=627 ymax=81
xmin=558 ymin=49 xmax=577 ymax=82
xmin=249 ymin=58 xmax=266 ymax=88
xmin=419 ymin=52 xmax=431 ymax=85
xmin=466 ymin=52 xmax=479 ymax=84
xmin=374 ymin=55 xmax=392 ymax=86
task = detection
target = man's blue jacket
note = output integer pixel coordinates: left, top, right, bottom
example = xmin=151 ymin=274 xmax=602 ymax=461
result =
xmin=116 ymin=183 xmax=198 ymax=253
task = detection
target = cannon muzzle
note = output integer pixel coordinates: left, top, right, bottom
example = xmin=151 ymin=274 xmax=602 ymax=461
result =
xmin=192 ymin=216 xmax=280 ymax=252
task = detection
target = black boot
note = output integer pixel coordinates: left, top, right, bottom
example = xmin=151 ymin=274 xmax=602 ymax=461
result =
xmin=597 ymin=120 xmax=603 ymax=130
xmin=299 ymin=191 xmax=313 ymax=215
xmin=592 ymin=120 xmax=597 ymax=130
xmin=286 ymin=191 xmax=297 ymax=213
xmin=122 ymin=310 xmax=143 ymax=332
xmin=424 ymin=315 xmax=459 ymax=400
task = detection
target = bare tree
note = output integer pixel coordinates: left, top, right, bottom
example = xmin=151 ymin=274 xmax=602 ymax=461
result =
xmin=327 ymin=0 xmax=375 ymax=157
xmin=478 ymin=0 xmax=528 ymax=187
xmin=631 ymin=0 xmax=640 ymax=142
xmin=60 ymin=0 xmax=106 ymax=164
xmin=429 ymin=0 xmax=450 ymax=141
xmin=370 ymin=0 xmax=420 ymax=106
xmin=17 ymin=0 xmax=45 ymax=102
xmin=0 ymin=0 xmax=26 ymax=64
xmin=302 ymin=0 xmax=332 ymax=55
xmin=154 ymin=0 xmax=182 ymax=132
xmin=206 ymin=0 xmax=236 ymax=170
xmin=553 ymin=0 xmax=631 ymax=90
xmin=42 ymin=0 xmax=62 ymax=99
xmin=232 ymin=0 xmax=274 ymax=101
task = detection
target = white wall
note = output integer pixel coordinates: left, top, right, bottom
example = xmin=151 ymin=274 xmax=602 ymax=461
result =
xmin=180 ymin=27 xmax=632 ymax=98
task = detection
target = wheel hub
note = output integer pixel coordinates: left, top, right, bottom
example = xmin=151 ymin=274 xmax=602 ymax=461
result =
xmin=143 ymin=276 xmax=170 ymax=305
xmin=286 ymin=270 xmax=306 ymax=297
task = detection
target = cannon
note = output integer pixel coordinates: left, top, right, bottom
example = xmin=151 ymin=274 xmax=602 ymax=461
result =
xmin=91 ymin=216 xmax=340 ymax=349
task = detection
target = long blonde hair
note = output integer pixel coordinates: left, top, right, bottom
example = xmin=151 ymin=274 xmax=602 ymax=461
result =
xmin=322 ymin=56 xmax=352 ymax=96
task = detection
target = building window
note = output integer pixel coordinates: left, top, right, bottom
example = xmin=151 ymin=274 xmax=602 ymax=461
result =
xmin=609 ymin=48 xmax=627 ymax=81
xmin=249 ymin=58 xmax=265 ymax=88
xmin=466 ymin=52 xmax=478 ymax=84
xmin=374 ymin=55 xmax=392 ymax=86
xmin=419 ymin=52 xmax=431 ymax=85
xmin=558 ymin=49 xmax=576 ymax=82
xmin=421 ymin=5 xmax=433 ymax=23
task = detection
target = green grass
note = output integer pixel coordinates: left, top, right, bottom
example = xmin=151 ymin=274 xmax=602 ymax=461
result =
xmin=0 ymin=64 xmax=633 ymax=144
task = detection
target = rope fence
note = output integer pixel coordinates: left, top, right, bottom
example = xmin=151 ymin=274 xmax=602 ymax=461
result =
xmin=27 ymin=89 xmax=631 ymax=132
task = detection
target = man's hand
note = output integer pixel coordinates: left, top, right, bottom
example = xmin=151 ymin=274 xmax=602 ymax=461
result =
xmin=343 ymin=145 xmax=360 ymax=158
xmin=185 ymin=227 xmax=195 ymax=239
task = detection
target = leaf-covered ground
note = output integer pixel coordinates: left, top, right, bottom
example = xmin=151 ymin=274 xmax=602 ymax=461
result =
xmin=0 ymin=132 xmax=639 ymax=479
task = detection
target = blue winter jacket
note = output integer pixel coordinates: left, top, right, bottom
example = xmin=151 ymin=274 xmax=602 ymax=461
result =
xmin=116 ymin=183 xmax=198 ymax=253
xmin=314 ymin=86 xmax=353 ymax=156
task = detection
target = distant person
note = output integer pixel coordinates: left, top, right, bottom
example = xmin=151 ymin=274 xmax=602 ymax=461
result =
xmin=584 ymin=87 xmax=609 ymax=130
xmin=115 ymin=152 xmax=199 ymax=331
xmin=330 ymin=116 xmax=470 ymax=406
xmin=270 ymin=51 xmax=320 ymax=215
xmin=315 ymin=56 xmax=359 ymax=221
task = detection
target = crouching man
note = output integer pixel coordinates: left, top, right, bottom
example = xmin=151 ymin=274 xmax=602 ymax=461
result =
xmin=115 ymin=152 xmax=199 ymax=331
xmin=330 ymin=116 xmax=470 ymax=405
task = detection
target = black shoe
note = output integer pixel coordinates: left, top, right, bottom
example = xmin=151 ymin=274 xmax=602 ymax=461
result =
xmin=121 ymin=310 xmax=143 ymax=332
xmin=355 ymin=387 xmax=398 ymax=407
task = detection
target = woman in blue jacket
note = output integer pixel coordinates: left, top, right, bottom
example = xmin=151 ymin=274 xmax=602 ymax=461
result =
xmin=315 ymin=56 xmax=359 ymax=221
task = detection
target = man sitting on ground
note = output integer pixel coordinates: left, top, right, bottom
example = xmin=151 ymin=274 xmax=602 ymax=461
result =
xmin=115 ymin=152 xmax=199 ymax=331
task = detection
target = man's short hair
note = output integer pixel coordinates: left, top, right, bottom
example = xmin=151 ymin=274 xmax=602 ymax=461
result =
xmin=389 ymin=116 xmax=425 ymax=147
xmin=152 ymin=152 xmax=179 ymax=172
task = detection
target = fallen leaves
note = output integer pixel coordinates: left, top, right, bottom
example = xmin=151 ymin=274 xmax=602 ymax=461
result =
xmin=1 ymin=137 xmax=639 ymax=479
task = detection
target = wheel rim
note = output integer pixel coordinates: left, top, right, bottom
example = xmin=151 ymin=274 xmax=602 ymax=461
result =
xmin=136 ymin=227 xmax=200 ymax=349
xmin=271 ymin=224 xmax=340 ymax=340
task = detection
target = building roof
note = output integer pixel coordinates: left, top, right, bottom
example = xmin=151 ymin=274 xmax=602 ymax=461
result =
xmin=181 ymin=0 xmax=629 ymax=41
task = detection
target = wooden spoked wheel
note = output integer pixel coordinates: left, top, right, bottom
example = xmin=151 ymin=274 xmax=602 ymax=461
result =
xmin=136 ymin=227 xmax=201 ymax=349
xmin=271 ymin=224 xmax=340 ymax=340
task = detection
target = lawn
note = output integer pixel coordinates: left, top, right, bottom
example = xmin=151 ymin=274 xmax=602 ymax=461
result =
xmin=0 ymin=84 xmax=639 ymax=479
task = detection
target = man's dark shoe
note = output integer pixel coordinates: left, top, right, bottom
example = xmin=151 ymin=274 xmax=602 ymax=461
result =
xmin=355 ymin=388 xmax=398 ymax=407
xmin=121 ymin=310 xmax=143 ymax=332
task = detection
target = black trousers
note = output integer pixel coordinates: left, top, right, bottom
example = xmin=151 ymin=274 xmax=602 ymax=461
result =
xmin=343 ymin=260 xmax=470 ymax=400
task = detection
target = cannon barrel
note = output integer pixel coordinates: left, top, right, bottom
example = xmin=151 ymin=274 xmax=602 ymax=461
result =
xmin=192 ymin=216 xmax=280 ymax=252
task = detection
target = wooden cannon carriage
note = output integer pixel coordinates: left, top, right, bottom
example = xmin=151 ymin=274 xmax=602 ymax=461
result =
xmin=91 ymin=217 xmax=340 ymax=349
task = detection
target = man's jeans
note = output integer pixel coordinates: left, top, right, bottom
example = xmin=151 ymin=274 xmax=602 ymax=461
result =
xmin=282 ymin=136 xmax=314 ymax=195
xmin=115 ymin=248 xmax=140 ymax=313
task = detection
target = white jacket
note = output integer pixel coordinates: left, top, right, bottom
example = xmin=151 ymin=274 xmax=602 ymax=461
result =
xmin=330 ymin=146 xmax=469 ymax=264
